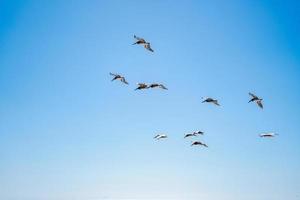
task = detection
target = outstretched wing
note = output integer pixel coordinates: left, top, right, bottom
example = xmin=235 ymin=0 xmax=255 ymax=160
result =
xmin=256 ymin=100 xmax=263 ymax=109
xmin=110 ymin=72 xmax=117 ymax=77
xmin=134 ymin=35 xmax=145 ymax=42
xmin=159 ymin=84 xmax=168 ymax=90
xmin=213 ymin=101 xmax=220 ymax=106
xmin=145 ymin=43 xmax=154 ymax=52
xmin=249 ymin=92 xmax=258 ymax=99
xmin=120 ymin=77 xmax=129 ymax=85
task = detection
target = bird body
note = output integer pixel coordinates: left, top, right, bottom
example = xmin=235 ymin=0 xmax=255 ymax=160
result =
xmin=133 ymin=35 xmax=146 ymax=45
xmin=135 ymin=83 xmax=148 ymax=90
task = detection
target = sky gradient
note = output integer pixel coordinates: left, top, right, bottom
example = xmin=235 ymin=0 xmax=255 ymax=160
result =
xmin=0 ymin=1 xmax=300 ymax=200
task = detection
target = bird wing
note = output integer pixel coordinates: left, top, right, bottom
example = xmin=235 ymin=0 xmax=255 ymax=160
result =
xmin=109 ymin=72 xmax=118 ymax=77
xmin=249 ymin=92 xmax=258 ymax=99
xmin=159 ymin=84 xmax=168 ymax=90
xmin=213 ymin=100 xmax=220 ymax=106
xmin=256 ymin=100 xmax=263 ymax=109
xmin=121 ymin=77 xmax=129 ymax=84
xmin=154 ymin=134 xmax=160 ymax=139
xmin=145 ymin=43 xmax=154 ymax=52
xmin=134 ymin=35 xmax=146 ymax=42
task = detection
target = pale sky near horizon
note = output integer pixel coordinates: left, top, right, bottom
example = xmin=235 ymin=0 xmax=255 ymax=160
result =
xmin=0 ymin=1 xmax=300 ymax=200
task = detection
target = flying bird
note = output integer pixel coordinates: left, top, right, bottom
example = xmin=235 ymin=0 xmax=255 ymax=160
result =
xmin=154 ymin=134 xmax=167 ymax=140
xmin=135 ymin=83 xmax=148 ymax=90
xmin=259 ymin=133 xmax=278 ymax=138
xmin=109 ymin=73 xmax=129 ymax=85
xmin=133 ymin=35 xmax=154 ymax=52
xmin=202 ymin=97 xmax=220 ymax=106
xmin=248 ymin=92 xmax=263 ymax=109
xmin=191 ymin=141 xmax=208 ymax=147
xmin=148 ymin=83 xmax=168 ymax=90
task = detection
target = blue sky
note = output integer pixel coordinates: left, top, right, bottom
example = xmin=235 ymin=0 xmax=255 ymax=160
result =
xmin=0 ymin=1 xmax=300 ymax=200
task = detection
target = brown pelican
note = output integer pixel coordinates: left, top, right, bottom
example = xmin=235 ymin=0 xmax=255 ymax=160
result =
xmin=154 ymin=134 xmax=167 ymax=140
xmin=248 ymin=92 xmax=263 ymax=109
xmin=202 ymin=97 xmax=220 ymax=106
xmin=135 ymin=83 xmax=148 ymax=90
xmin=259 ymin=133 xmax=278 ymax=137
xmin=148 ymin=83 xmax=168 ymax=90
xmin=109 ymin=73 xmax=129 ymax=85
xmin=191 ymin=141 xmax=208 ymax=147
xmin=132 ymin=35 xmax=147 ymax=45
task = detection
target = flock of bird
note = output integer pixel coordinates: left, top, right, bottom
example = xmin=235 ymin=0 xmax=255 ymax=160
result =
xmin=109 ymin=35 xmax=278 ymax=149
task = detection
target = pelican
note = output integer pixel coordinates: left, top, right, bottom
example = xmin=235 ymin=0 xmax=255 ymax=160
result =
xmin=154 ymin=134 xmax=167 ymax=140
xmin=259 ymin=132 xmax=278 ymax=137
xmin=133 ymin=35 xmax=154 ymax=52
xmin=248 ymin=92 xmax=263 ymax=109
xmin=191 ymin=141 xmax=208 ymax=147
xmin=109 ymin=73 xmax=129 ymax=85
xmin=148 ymin=83 xmax=168 ymax=90
xmin=202 ymin=97 xmax=220 ymax=106
xmin=135 ymin=83 xmax=148 ymax=90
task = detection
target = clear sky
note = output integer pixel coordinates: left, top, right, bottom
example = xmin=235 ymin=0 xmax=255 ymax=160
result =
xmin=0 ymin=1 xmax=300 ymax=200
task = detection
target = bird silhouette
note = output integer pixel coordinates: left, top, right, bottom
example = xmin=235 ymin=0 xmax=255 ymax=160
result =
xmin=191 ymin=141 xmax=208 ymax=147
xmin=202 ymin=97 xmax=220 ymax=106
xmin=259 ymin=133 xmax=278 ymax=137
xmin=109 ymin=73 xmax=129 ymax=85
xmin=248 ymin=92 xmax=263 ymax=109
xmin=154 ymin=134 xmax=168 ymax=140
